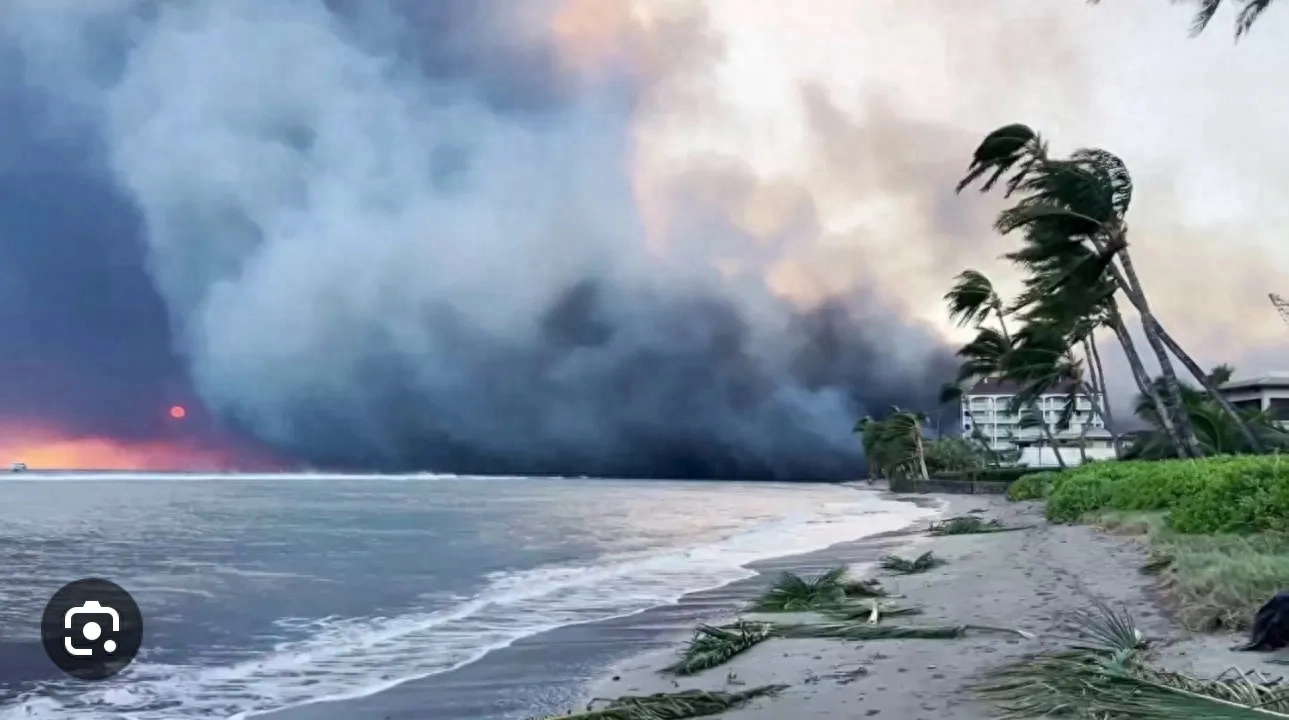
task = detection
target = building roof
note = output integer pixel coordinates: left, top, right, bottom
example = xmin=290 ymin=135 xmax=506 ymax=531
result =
xmin=965 ymin=376 xmax=1081 ymax=396
xmin=1218 ymin=372 xmax=1289 ymax=391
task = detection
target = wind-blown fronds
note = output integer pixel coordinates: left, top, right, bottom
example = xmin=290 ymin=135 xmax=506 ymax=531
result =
xmin=879 ymin=551 xmax=946 ymax=575
xmin=539 ymin=685 xmax=789 ymax=720
xmin=662 ymin=622 xmax=776 ymax=675
xmin=944 ymin=269 xmax=1000 ymax=328
xmin=1088 ymin=0 xmax=1276 ymax=39
xmin=977 ymin=600 xmax=1289 ymax=719
xmin=928 ymin=516 xmax=1032 ymax=536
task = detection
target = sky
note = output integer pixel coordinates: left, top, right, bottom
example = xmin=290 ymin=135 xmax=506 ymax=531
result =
xmin=0 ymin=0 xmax=1284 ymax=474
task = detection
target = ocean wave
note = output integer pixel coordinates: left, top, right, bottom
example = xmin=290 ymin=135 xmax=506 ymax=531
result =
xmin=0 ymin=497 xmax=932 ymax=720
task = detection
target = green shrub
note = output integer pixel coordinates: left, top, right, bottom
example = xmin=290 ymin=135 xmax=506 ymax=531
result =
xmin=1044 ymin=455 xmax=1289 ymax=534
xmin=1006 ymin=471 xmax=1061 ymax=501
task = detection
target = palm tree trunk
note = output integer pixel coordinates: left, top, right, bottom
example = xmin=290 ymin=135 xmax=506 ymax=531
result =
xmin=1035 ymin=406 xmax=1067 ymax=469
xmin=1085 ymin=331 xmax=1124 ymax=458
xmin=1149 ymin=319 xmax=1265 ymax=453
xmin=1099 ymin=249 xmax=1205 ymax=457
xmin=1107 ymin=310 xmax=1190 ymax=457
xmin=913 ymin=423 xmax=930 ymax=482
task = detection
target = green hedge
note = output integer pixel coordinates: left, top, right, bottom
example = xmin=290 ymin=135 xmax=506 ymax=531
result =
xmin=1043 ymin=455 xmax=1289 ymax=534
xmin=1006 ymin=471 xmax=1062 ymax=501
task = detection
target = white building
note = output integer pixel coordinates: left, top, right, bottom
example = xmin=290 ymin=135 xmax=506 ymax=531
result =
xmin=959 ymin=377 xmax=1115 ymax=467
xmin=1217 ymin=372 xmax=1289 ymax=428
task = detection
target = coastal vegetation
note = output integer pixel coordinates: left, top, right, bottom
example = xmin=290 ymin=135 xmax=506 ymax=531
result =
xmin=1010 ymin=456 xmax=1289 ymax=631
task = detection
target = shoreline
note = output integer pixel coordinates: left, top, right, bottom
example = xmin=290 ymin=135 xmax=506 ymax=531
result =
xmin=583 ymin=494 xmax=1286 ymax=719
xmin=254 ymin=489 xmax=939 ymax=720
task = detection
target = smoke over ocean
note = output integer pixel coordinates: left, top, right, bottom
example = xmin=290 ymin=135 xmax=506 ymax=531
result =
xmin=0 ymin=0 xmax=956 ymax=478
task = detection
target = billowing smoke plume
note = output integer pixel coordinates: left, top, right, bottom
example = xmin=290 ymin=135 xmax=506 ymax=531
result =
xmin=0 ymin=0 xmax=956 ymax=478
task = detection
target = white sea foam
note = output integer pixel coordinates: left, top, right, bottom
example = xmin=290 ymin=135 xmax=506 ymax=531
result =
xmin=0 ymin=494 xmax=932 ymax=720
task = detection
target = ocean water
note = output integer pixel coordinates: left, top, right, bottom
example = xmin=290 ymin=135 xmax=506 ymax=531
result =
xmin=0 ymin=474 xmax=932 ymax=720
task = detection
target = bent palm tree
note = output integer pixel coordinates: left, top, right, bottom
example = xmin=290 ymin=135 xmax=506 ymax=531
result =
xmin=956 ymin=124 xmax=1263 ymax=456
xmin=945 ymin=270 xmax=1068 ymax=466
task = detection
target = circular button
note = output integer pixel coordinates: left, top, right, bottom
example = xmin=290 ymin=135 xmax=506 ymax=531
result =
xmin=40 ymin=578 xmax=144 ymax=681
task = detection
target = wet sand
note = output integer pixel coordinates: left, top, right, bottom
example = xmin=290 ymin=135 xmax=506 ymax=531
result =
xmin=588 ymin=495 xmax=1285 ymax=719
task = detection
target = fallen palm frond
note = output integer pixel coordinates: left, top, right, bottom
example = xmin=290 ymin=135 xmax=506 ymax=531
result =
xmin=841 ymin=577 xmax=890 ymax=598
xmin=825 ymin=599 xmax=924 ymax=624
xmin=775 ymin=621 xmax=1033 ymax=641
xmin=750 ymin=567 xmax=886 ymax=611
xmin=928 ymin=515 xmax=1033 ymax=536
xmin=976 ymin=599 xmax=1289 ymax=719
xmin=880 ymin=550 xmax=945 ymax=574
xmin=662 ymin=617 xmax=1020 ymax=676
xmin=538 ymin=685 xmax=789 ymax=720
xmin=662 ymin=621 xmax=775 ymax=675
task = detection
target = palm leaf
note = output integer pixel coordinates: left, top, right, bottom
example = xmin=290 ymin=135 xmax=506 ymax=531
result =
xmin=541 ymin=685 xmax=789 ymax=720
xmin=662 ymin=621 xmax=776 ymax=675
xmin=879 ymin=551 xmax=946 ymax=575
xmin=977 ymin=599 xmax=1289 ymax=719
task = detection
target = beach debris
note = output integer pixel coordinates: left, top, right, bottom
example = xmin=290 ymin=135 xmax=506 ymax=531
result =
xmin=749 ymin=567 xmax=888 ymax=612
xmin=1235 ymin=591 xmax=1289 ymax=652
xmin=663 ymin=621 xmax=776 ymax=675
xmin=977 ymin=600 xmax=1289 ymax=718
xmin=879 ymin=551 xmax=946 ymax=575
xmin=663 ymin=617 xmax=1024 ymax=676
xmin=928 ymin=515 xmax=1034 ymax=536
xmin=540 ymin=686 xmax=788 ymax=720
xmin=825 ymin=599 xmax=924 ymax=625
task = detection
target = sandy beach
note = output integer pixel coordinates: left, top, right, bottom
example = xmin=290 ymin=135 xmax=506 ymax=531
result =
xmin=586 ymin=493 xmax=1287 ymax=719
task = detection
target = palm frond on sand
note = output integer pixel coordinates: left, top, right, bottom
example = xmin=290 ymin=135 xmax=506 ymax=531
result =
xmin=749 ymin=567 xmax=886 ymax=611
xmin=879 ymin=551 xmax=946 ymax=574
xmin=537 ymin=685 xmax=788 ymax=720
xmin=928 ymin=516 xmax=1033 ymax=536
xmin=825 ymin=600 xmax=924 ymax=623
xmin=662 ymin=621 xmax=775 ymax=675
xmin=976 ymin=599 xmax=1289 ymax=718
xmin=663 ymin=617 xmax=1033 ymax=676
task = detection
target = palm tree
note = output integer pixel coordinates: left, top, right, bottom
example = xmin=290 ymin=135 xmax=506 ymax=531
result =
xmin=855 ymin=409 xmax=933 ymax=484
xmin=1088 ymin=0 xmax=1276 ymax=39
xmin=955 ymin=124 xmax=1264 ymax=456
xmin=1124 ymin=366 xmax=1289 ymax=458
xmin=945 ymin=271 xmax=1068 ymax=468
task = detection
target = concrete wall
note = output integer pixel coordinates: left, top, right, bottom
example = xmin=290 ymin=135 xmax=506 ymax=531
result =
xmin=1018 ymin=445 xmax=1117 ymax=469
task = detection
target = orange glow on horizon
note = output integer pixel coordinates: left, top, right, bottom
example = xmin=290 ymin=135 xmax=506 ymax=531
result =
xmin=0 ymin=424 xmax=280 ymax=472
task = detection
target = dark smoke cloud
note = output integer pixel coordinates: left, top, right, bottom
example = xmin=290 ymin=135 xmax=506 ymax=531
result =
xmin=0 ymin=0 xmax=956 ymax=478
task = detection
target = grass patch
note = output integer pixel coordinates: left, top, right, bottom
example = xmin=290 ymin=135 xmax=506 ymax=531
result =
xmin=928 ymin=516 xmax=1031 ymax=536
xmin=1092 ymin=511 xmax=1289 ymax=632
xmin=879 ymin=550 xmax=945 ymax=574
xmin=749 ymin=567 xmax=886 ymax=612
xmin=539 ymin=685 xmax=788 ymax=719
xmin=975 ymin=600 xmax=1289 ymax=719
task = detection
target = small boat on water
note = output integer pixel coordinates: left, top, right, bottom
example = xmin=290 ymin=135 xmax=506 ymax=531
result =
xmin=10 ymin=462 xmax=27 ymax=472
